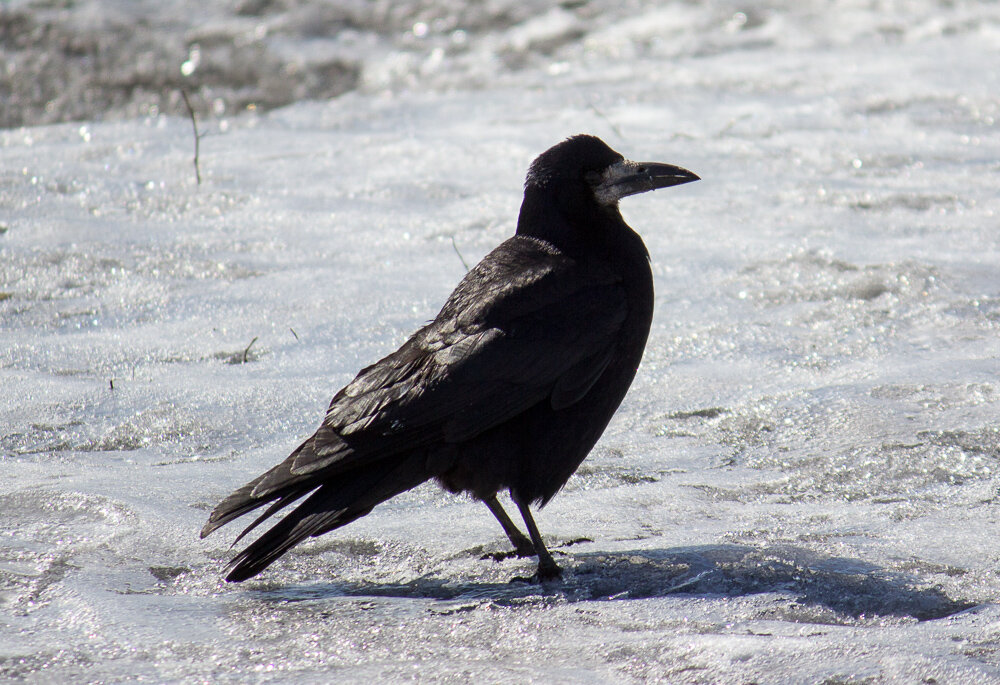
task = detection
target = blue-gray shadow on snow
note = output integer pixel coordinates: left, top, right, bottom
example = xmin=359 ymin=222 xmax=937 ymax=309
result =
xmin=251 ymin=544 xmax=975 ymax=622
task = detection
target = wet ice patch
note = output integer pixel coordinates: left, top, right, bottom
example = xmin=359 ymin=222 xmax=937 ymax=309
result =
xmin=734 ymin=250 xmax=936 ymax=305
xmin=0 ymin=490 xmax=134 ymax=615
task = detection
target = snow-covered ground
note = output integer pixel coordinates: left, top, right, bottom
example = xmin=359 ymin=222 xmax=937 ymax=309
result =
xmin=2 ymin=1 xmax=999 ymax=681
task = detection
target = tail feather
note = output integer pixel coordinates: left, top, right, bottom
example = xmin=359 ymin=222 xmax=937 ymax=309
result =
xmin=200 ymin=471 xmax=310 ymax=540
xmin=220 ymin=453 xmax=432 ymax=582
xmin=201 ymin=442 xmax=313 ymax=539
xmin=223 ymin=494 xmax=355 ymax=582
xmin=200 ymin=480 xmax=270 ymax=539
xmin=231 ymin=488 xmax=313 ymax=546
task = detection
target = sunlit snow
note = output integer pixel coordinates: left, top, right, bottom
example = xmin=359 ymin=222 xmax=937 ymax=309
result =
xmin=2 ymin=1 xmax=999 ymax=682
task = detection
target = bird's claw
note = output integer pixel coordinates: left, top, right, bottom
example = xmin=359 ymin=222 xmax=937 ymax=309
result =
xmin=510 ymin=562 xmax=563 ymax=584
xmin=536 ymin=561 xmax=563 ymax=582
xmin=480 ymin=538 xmax=537 ymax=562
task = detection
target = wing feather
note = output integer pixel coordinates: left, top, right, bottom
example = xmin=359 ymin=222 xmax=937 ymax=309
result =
xmin=282 ymin=237 xmax=628 ymax=478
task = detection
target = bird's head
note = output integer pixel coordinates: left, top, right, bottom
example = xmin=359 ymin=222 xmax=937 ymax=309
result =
xmin=519 ymin=135 xmax=699 ymax=247
xmin=526 ymin=134 xmax=698 ymax=207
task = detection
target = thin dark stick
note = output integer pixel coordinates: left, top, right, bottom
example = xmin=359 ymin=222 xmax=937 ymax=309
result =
xmin=243 ymin=336 xmax=259 ymax=363
xmin=180 ymin=90 xmax=202 ymax=185
xmin=451 ymin=236 xmax=470 ymax=273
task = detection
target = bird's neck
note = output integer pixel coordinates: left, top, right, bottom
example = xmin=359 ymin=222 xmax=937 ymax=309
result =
xmin=516 ymin=189 xmax=649 ymax=265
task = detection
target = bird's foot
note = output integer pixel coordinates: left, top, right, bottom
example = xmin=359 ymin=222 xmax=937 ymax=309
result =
xmin=510 ymin=561 xmax=563 ymax=584
xmin=480 ymin=536 xmax=538 ymax=562
xmin=536 ymin=559 xmax=563 ymax=581
xmin=512 ymin=537 xmax=538 ymax=558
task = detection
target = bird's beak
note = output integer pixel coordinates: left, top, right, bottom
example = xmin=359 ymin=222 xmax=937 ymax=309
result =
xmin=593 ymin=160 xmax=700 ymax=205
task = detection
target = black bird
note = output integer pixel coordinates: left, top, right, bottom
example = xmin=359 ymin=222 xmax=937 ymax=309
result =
xmin=201 ymin=135 xmax=699 ymax=582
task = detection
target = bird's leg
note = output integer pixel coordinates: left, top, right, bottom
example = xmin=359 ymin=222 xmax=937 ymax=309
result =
xmin=483 ymin=495 xmax=536 ymax=557
xmin=513 ymin=497 xmax=563 ymax=581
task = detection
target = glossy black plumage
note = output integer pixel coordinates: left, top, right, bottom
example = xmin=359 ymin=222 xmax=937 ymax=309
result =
xmin=202 ymin=135 xmax=699 ymax=582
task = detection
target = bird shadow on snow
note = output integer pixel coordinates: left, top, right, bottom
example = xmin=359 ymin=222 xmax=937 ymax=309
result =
xmin=252 ymin=544 xmax=974 ymax=622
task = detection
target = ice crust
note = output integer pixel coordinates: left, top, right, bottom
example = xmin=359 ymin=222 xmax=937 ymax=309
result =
xmin=2 ymin=1 xmax=999 ymax=681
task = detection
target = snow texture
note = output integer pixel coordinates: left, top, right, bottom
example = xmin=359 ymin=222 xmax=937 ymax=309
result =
xmin=2 ymin=0 xmax=999 ymax=682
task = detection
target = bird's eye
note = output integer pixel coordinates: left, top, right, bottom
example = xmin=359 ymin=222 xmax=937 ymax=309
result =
xmin=584 ymin=171 xmax=602 ymax=185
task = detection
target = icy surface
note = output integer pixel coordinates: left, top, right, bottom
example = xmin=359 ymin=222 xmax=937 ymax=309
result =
xmin=3 ymin=0 xmax=1000 ymax=682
